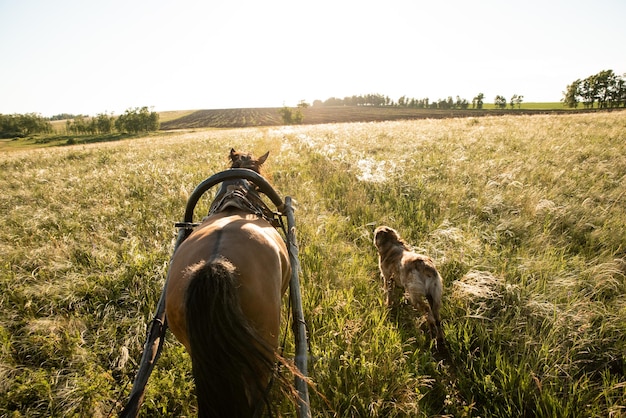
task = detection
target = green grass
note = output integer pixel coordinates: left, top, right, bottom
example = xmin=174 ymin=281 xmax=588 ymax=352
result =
xmin=0 ymin=133 xmax=158 ymax=152
xmin=1 ymin=112 xmax=625 ymax=417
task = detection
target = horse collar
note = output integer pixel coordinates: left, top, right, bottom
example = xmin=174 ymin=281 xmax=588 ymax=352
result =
xmin=209 ymin=184 xmax=280 ymax=227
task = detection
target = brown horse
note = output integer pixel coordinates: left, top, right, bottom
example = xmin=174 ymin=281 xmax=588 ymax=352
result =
xmin=165 ymin=149 xmax=291 ymax=417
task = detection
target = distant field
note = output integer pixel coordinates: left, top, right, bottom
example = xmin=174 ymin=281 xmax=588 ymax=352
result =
xmin=157 ymin=109 xmax=197 ymax=123
xmin=50 ymin=119 xmax=66 ymax=132
xmin=1 ymin=111 xmax=624 ymax=417
xmin=0 ymin=105 xmax=612 ymax=152
xmin=159 ymin=104 xmax=596 ymax=130
xmin=37 ymin=103 xmax=591 ymax=138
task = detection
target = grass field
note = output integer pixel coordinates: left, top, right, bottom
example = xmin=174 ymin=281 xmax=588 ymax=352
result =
xmin=1 ymin=111 xmax=625 ymax=417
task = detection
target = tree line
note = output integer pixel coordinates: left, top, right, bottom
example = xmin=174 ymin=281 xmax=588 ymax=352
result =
xmin=562 ymin=69 xmax=625 ymax=108
xmin=65 ymin=107 xmax=159 ymax=134
xmin=0 ymin=113 xmax=52 ymax=138
xmin=312 ymin=92 xmax=523 ymax=110
xmin=0 ymin=107 xmax=159 ymax=138
xmin=66 ymin=113 xmax=115 ymax=135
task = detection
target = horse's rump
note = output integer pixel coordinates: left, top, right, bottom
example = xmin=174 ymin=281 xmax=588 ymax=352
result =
xmin=165 ymin=211 xmax=292 ymax=416
xmin=185 ymin=256 xmax=276 ymax=417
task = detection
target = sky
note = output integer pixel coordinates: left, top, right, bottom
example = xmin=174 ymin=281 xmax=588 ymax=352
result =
xmin=1 ymin=0 xmax=625 ymax=117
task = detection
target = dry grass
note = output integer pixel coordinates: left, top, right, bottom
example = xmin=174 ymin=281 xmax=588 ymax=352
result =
xmin=1 ymin=111 xmax=625 ymax=417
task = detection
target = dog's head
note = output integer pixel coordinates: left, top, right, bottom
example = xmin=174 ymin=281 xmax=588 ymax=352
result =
xmin=373 ymin=226 xmax=402 ymax=252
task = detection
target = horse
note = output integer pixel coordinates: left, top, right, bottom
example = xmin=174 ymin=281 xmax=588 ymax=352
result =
xmin=165 ymin=148 xmax=292 ymax=417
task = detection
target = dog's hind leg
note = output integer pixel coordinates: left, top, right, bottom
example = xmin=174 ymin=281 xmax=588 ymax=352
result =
xmin=405 ymin=281 xmax=431 ymax=320
xmin=405 ymin=276 xmax=443 ymax=341
xmin=382 ymin=274 xmax=395 ymax=308
xmin=425 ymin=279 xmax=445 ymax=344
xmin=426 ymin=293 xmax=443 ymax=338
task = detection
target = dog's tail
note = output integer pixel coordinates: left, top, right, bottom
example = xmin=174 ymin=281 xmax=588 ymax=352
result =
xmin=422 ymin=262 xmax=444 ymax=342
xmin=425 ymin=273 xmax=443 ymax=329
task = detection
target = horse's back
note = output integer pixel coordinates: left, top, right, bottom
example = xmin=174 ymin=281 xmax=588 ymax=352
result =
xmin=165 ymin=210 xmax=290 ymax=351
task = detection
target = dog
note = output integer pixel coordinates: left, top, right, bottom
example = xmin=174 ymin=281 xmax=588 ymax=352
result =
xmin=374 ymin=226 xmax=443 ymax=341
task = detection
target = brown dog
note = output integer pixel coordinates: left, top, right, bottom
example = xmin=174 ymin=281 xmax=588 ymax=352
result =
xmin=374 ymin=226 xmax=443 ymax=340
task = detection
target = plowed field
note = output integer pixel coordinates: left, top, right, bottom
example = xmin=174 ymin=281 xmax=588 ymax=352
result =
xmin=160 ymin=106 xmax=593 ymax=130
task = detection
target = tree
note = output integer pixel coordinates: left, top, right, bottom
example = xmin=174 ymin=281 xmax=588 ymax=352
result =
xmin=322 ymin=97 xmax=343 ymax=106
xmin=510 ymin=94 xmax=523 ymax=109
xmin=317 ymin=93 xmax=394 ymax=107
xmin=68 ymin=115 xmax=88 ymax=134
xmin=0 ymin=114 xmax=20 ymax=138
xmin=494 ymin=95 xmax=507 ymax=109
xmin=610 ymin=75 xmax=625 ymax=107
xmin=115 ymin=106 xmax=160 ymax=134
xmin=593 ymin=69 xmax=616 ymax=108
xmin=562 ymin=70 xmax=626 ymax=109
xmin=95 ymin=112 xmax=114 ymax=134
xmin=0 ymin=113 xmax=51 ymax=138
xmin=580 ymin=77 xmax=596 ymax=108
xmin=472 ymin=93 xmax=485 ymax=109
xmin=278 ymin=106 xmax=303 ymax=125
xmin=50 ymin=113 xmax=78 ymax=121
xmin=562 ymin=80 xmax=581 ymax=108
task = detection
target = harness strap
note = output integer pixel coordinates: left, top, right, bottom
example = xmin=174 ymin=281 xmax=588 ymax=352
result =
xmin=174 ymin=222 xmax=200 ymax=229
xmin=209 ymin=188 xmax=282 ymax=228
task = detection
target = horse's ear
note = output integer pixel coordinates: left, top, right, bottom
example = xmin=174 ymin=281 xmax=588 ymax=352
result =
xmin=258 ymin=151 xmax=269 ymax=165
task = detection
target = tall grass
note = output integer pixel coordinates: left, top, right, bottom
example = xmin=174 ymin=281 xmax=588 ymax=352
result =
xmin=1 ymin=112 xmax=624 ymax=417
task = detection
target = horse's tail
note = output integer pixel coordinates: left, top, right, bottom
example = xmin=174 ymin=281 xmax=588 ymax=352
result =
xmin=185 ymin=257 xmax=275 ymax=418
